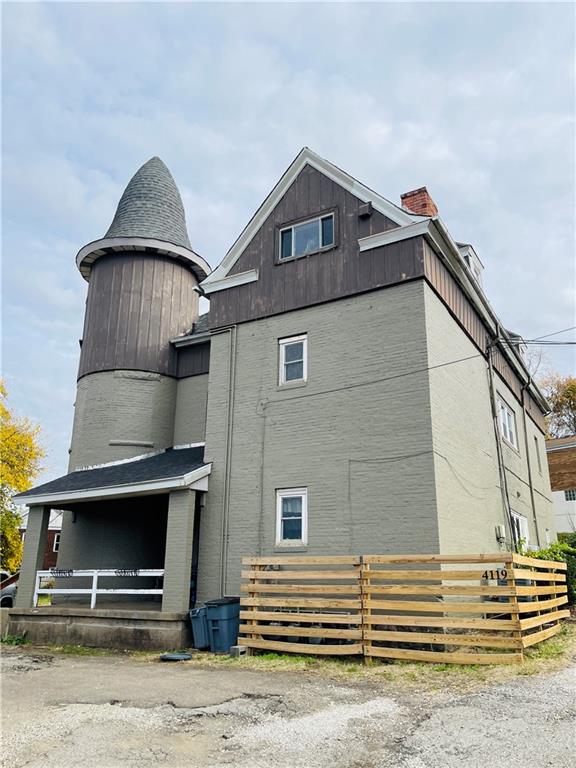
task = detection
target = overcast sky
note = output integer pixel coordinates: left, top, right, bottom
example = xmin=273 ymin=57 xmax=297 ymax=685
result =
xmin=2 ymin=1 xmax=575 ymax=482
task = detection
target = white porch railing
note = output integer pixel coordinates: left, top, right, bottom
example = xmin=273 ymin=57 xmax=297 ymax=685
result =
xmin=34 ymin=568 xmax=164 ymax=609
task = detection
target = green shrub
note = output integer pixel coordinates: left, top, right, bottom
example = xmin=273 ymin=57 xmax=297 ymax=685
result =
xmin=524 ymin=534 xmax=576 ymax=605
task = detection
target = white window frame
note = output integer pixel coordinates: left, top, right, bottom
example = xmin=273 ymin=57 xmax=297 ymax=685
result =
xmin=511 ymin=511 xmax=529 ymax=548
xmin=279 ymin=213 xmax=335 ymax=260
xmin=497 ymin=396 xmax=518 ymax=449
xmin=53 ymin=532 xmax=61 ymax=553
xmin=275 ymin=488 xmax=308 ymax=546
xmin=279 ymin=334 xmax=308 ymax=385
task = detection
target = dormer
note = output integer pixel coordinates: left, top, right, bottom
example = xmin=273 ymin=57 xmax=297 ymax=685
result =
xmin=458 ymin=243 xmax=484 ymax=287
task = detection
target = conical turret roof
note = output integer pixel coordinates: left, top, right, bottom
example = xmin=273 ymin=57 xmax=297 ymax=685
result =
xmin=105 ymin=157 xmax=191 ymax=248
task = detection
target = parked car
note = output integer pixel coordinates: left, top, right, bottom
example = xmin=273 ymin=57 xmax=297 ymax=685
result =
xmin=0 ymin=581 xmax=17 ymax=607
xmin=0 ymin=571 xmax=11 ymax=584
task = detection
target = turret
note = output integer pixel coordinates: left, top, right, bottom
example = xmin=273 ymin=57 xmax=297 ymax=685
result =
xmin=69 ymin=158 xmax=210 ymax=470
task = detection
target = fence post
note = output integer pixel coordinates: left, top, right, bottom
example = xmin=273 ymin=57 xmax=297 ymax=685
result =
xmin=506 ymin=558 xmax=523 ymax=662
xmin=90 ymin=571 xmax=99 ymax=609
xmin=246 ymin=560 xmax=263 ymax=656
xmin=360 ymin=556 xmax=373 ymax=664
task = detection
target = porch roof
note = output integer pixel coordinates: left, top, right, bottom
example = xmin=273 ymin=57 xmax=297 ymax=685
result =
xmin=14 ymin=446 xmax=211 ymax=506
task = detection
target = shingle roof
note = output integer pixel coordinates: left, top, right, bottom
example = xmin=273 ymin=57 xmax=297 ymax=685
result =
xmin=15 ymin=447 xmax=205 ymax=500
xmin=105 ymin=157 xmax=192 ymax=248
xmin=193 ymin=313 xmax=210 ymax=334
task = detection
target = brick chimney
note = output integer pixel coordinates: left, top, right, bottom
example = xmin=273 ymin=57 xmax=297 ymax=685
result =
xmin=400 ymin=187 xmax=438 ymax=217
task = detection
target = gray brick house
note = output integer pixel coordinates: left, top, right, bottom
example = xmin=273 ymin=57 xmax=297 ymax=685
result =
xmin=12 ymin=149 xmax=555 ymax=645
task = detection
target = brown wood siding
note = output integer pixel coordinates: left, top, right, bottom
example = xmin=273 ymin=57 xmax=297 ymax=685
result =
xmin=78 ymin=253 xmax=198 ymax=379
xmin=422 ymin=242 xmax=546 ymax=431
xmin=546 ymin=445 xmax=576 ymax=491
xmin=210 ymin=165 xmax=416 ymax=327
xmin=176 ymin=342 xmax=211 ymax=378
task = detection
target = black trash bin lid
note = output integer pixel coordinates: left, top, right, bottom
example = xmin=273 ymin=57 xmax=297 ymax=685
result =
xmin=160 ymin=651 xmax=192 ymax=662
xmin=204 ymin=596 xmax=240 ymax=606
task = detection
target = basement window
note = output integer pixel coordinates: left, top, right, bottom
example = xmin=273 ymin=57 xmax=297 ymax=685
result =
xmin=497 ymin=396 xmax=518 ymax=449
xmin=276 ymin=488 xmax=308 ymax=545
xmin=279 ymin=213 xmax=335 ymax=260
xmin=565 ymin=489 xmax=576 ymax=501
xmin=279 ymin=334 xmax=307 ymax=385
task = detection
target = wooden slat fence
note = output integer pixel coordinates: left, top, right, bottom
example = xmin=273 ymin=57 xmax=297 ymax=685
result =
xmin=239 ymin=556 xmax=363 ymax=655
xmin=239 ymin=553 xmax=569 ymax=664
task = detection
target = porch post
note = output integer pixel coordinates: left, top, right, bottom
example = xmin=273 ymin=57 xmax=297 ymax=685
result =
xmin=15 ymin=505 xmax=50 ymax=608
xmin=162 ymin=490 xmax=196 ymax=613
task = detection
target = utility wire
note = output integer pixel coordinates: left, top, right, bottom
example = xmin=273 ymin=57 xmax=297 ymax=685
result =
xmin=531 ymin=326 xmax=576 ymax=341
xmin=270 ymin=352 xmax=484 ymax=403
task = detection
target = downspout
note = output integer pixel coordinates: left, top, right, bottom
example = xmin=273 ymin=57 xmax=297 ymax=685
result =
xmin=521 ymin=378 xmax=542 ymax=547
xmin=486 ymin=336 xmax=517 ymax=551
xmin=213 ymin=325 xmax=238 ymax=595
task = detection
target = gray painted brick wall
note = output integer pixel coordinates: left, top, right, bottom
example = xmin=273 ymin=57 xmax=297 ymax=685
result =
xmin=14 ymin=506 xmax=50 ymax=608
xmin=424 ymin=283 xmax=554 ymax=553
xmin=162 ymin=490 xmax=196 ymax=612
xmin=197 ymin=282 xmax=438 ymax=601
xmin=174 ymin=374 xmax=208 ymax=445
xmin=69 ymin=370 xmax=177 ymax=470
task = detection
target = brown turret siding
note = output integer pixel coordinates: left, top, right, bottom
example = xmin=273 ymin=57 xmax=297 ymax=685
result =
xmin=78 ymin=252 xmax=199 ymax=379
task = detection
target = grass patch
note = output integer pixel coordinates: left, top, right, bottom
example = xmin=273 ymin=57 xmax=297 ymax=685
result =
xmin=181 ymin=623 xmax=576 ymax=692
xmin=37 ymin=595 xmax=52 ymax=606
xmin=7 ymin=623 xmax=574 ymax=693
xmin=1 ymin=634 xmax=28 ymax=646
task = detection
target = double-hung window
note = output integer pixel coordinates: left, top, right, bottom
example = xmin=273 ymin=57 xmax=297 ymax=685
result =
xmin=276 ymin=488 xmax=308 ymax=545
xmin=279 ymin=334 xmax=307 ymax=385
xmin=497 ymin=396 xmax=518 ymax=449
xmin=279 ymin=213 xmax=334 ymax=260
xmin=53 ymin=532 xmax=61 ymax=553
xmin=511 ymin=511 xmax=529 ymax=548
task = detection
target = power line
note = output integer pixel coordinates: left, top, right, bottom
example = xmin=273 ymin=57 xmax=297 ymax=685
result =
xmin=530 ymin=326 xmax=576 ymax=341
xmin=269 ymin=352 xmax=484 ymax=404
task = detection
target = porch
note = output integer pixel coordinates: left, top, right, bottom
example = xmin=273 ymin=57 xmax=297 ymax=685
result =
xmin=10 ymin=447 xmax=211 ymax=648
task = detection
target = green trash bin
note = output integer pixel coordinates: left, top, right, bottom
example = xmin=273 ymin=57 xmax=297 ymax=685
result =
xmin=205 ymin=597 xmax=241 ymax=653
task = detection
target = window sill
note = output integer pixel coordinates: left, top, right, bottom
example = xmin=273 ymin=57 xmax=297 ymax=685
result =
xmin=275 ymin=244 xmax=337 ymax=265
xmin=277 ymin=380 xmax=307 ymax=392
xmin=274 ymin=543 xmax=308 ymax=551
xmin=501 ymin=437 xmax=521 ymax=456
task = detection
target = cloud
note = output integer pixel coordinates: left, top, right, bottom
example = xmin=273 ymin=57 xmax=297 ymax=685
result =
xmin=2 ymin=1 xmax=574 ymax=480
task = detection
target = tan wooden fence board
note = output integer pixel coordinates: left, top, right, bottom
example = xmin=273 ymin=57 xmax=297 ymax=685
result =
xmin=238 ymin=553 xmax=569 ymax=664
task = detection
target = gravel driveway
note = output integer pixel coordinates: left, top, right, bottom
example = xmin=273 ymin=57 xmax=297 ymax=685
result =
xmin=1 ymin=648 xmax=574 ymax=768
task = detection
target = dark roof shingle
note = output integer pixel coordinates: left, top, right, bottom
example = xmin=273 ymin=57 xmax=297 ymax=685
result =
xmin=15 ymin=447 xmax=205 ymax=499
xmin=105 ymin=157 xmax=191 ymax=248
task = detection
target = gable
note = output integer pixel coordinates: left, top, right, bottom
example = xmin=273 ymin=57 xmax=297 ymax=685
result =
xmin=229 ymin=163 xmax=399 ymax=278
xmin=206 ymin=160 xmax=430 ymax=327
xmin=201 ymin=148 xmax=420 ymax=293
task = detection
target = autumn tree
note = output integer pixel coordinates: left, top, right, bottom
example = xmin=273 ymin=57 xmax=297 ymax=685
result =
xmin=0 ymin=382 xmax=44 ymax=572
xmin=538 ymin=374 xmax=576 ymax=438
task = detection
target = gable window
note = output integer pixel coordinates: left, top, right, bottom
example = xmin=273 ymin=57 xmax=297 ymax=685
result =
xmin=497 ymin=396 xmax=518 ymax=449
xmin=53 ymin=533 xmax=61 ymax=553
xmin=565 ymin=489 xmax=576 ymax=501
xmin=279 ymin=213 xmax=334 ymax=260
xmin=276 ymin=488 xmax=308 ymax=545
xmin=279 ymin=334 xmax=307 ymax=385
xmin=511 ymin=511 xmax=529 ymax=548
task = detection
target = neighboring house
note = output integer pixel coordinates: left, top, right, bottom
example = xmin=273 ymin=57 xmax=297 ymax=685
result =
xmin=14 ymin=148 xmax=555 ymax=618
xmin=546 ymin=436 xmax=576 ymax=533
xmin=18 ymin=509 xmax=62 ymax=570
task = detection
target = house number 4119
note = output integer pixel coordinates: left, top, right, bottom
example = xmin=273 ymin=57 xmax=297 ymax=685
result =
xmin=482 ymin=569 xmax=507 ymax=580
